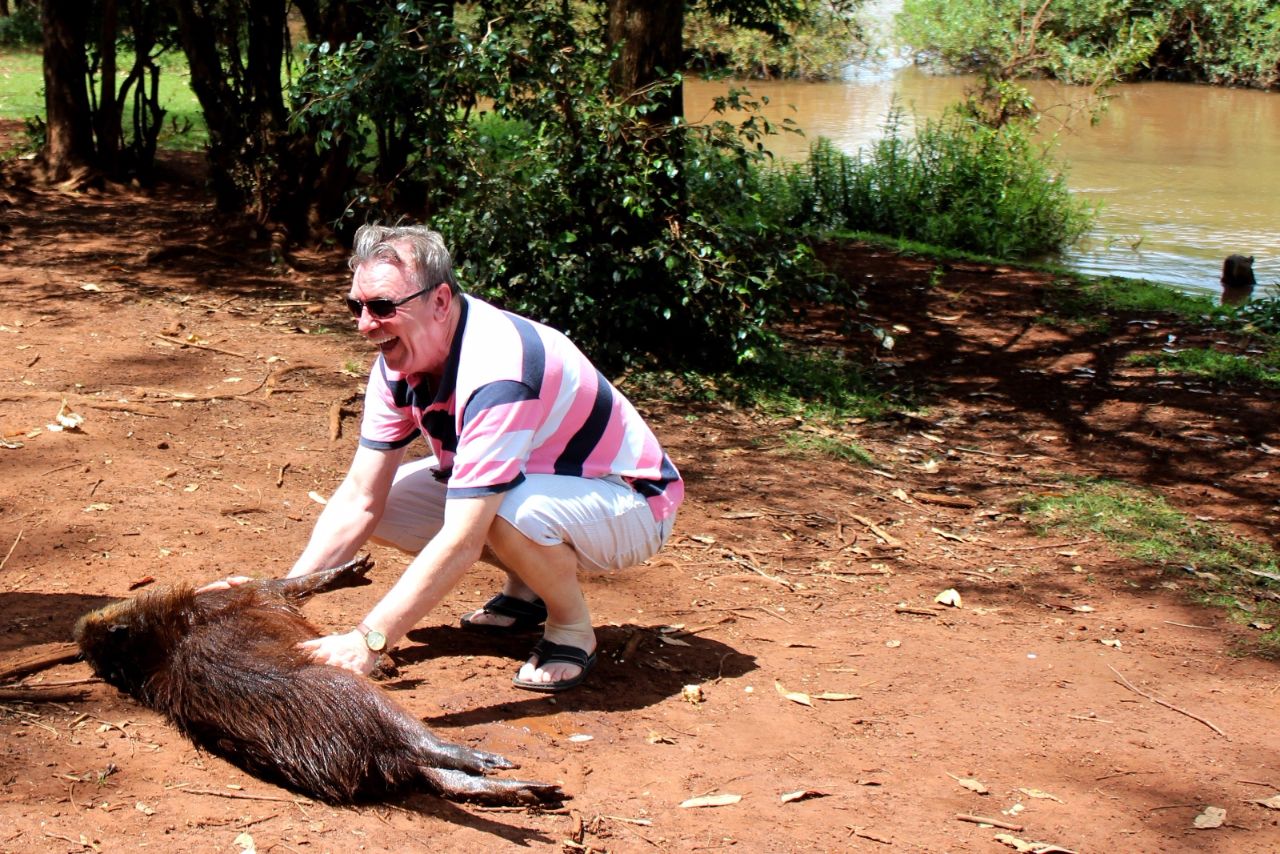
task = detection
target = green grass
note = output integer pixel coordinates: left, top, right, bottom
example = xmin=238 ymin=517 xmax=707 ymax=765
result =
xmin=620 ymin=343 xmax=900 ymax=466
xmin=0 ymin=48 xmax=209 ymax=150
xmin=0 ymin=50 xmax=43 ymax=118
xmin=1128 ymin=348 xmax=1280 ymax=388
xmin=1020 ymin=478 xmax=1280 ymax=656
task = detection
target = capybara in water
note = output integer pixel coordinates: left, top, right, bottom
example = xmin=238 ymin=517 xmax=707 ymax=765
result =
xmin=74 ymin=555 xmax=565 ymax=806
xmin=1222 ymin=254 xmax=1257 ymax=288
xmin=1221 ymin=254 xmax=1256 ymax=306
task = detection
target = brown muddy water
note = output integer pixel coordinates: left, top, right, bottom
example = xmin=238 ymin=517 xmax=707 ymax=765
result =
xmin=686 ymin=69 xmax=1279 ymax=299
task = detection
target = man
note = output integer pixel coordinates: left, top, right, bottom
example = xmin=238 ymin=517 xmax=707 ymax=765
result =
xmin=290 ymin=224 xmax=682 ymax=692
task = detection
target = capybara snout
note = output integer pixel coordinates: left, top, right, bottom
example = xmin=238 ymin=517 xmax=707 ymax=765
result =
xmin=75 ymin=555 xmax=565 ymax=806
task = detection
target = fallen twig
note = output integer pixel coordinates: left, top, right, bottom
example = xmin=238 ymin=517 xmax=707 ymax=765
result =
xmin=0 ymin=643 xmax=82 ymax=683
xmin=165 ymin=784 xmax=306 ymax=804
xmin=0 ymin=528 xmax=23 ymax=572
xmin=1106 ymin=664 xmax=1227 ymax=739
xmin=155 ymin=333 xmax=248 ymax=359
xmin=0 ymin=685 xmax=88 ymax=702
xmin=848 ymin=514 xmax=902 ymax=548
xmin=986 ymin=538 xmax=1091 ymax=553
xmin=1163 ymin=620 xmax=1214 ymax=630
xmin=719 ymin=549 xmax=794 ymax=590
xmin=955 ymin=813 xmax=1023 ymax=831
xmin=895 ymin=606 xmax=941 ymax=617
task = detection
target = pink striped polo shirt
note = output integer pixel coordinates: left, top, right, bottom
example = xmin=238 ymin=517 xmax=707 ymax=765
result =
xmin=358 ymin=294 xmax=683 ymax=521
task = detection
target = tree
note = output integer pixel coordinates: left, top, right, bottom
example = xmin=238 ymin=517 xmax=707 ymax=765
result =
xmin=40 ymin=0 xmax=95 ymax=181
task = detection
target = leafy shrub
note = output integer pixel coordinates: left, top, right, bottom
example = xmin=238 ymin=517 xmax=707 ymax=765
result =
xmin=756 ymin=110 xmax=1093 ymax=258
xmin=0 ymin=6 xmax=41 ymax=48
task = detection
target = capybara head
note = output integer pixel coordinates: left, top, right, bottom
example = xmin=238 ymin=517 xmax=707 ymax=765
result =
xmin=74 ymin=586 xmax=198 ymax=698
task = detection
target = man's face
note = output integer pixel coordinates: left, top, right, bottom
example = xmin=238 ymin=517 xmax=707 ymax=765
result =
xmin=348 ymin=259 xmax=452 ymax=376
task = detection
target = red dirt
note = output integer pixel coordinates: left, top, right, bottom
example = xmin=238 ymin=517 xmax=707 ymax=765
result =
xmin=2 ymin=148 xmax=1279 ymax=853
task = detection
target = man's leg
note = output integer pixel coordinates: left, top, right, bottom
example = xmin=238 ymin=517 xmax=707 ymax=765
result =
xmin=486 ymin=518 xmax=596 ymax=687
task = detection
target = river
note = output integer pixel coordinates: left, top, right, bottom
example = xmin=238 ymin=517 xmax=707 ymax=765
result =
xmin=685 ymin=68 xmax=1279 ymax=298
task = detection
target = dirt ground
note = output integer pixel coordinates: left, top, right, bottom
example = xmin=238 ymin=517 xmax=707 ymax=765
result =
xmin=2 ymin=139 xmax=1279 ymax=853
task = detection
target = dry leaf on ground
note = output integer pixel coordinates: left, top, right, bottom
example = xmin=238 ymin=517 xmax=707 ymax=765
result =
xmin=780 ymin=789 xmax=828 ymax=803
xmin=1193 ymin=806 xmax=1226 ymax=829
xmin=934 ymin=588 xmax=963 ymax=608
xmin=680 ymin=794 xmax=742 ymax=809
xmin=1016 ymin=787 xmax=1064 ymax=803
xmin=775 ymin=681 xmax=813 ymax=706
xmin=994 ymin=833 xmax=1078 ymax=853
xmin=948 ymin=773 xmax=989 ymax=794
xmin=1249 ymin=794 xmax=1280 ymax=809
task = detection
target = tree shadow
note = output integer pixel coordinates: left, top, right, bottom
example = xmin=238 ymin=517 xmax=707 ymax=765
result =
xmin=393 ymin=622 xmax=756 ymax=726
xmin=0 ymin=591 xmax=114 ymax=653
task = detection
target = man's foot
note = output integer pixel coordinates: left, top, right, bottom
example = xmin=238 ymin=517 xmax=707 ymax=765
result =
xmin=460 ymin=593 xmax=547 ymax=635
xmin=512 ymin=637 xmax=598 ymax=693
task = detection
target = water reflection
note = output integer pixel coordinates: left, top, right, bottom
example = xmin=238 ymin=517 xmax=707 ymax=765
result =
xmin=685 ymin=69 xmax=1280 ymax=297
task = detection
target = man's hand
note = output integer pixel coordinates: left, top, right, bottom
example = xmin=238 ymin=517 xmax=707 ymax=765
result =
xmin=297 ymin=630 xmax=380 ymax=676
xmin=194 ymin=575 xmax=253 ymax=594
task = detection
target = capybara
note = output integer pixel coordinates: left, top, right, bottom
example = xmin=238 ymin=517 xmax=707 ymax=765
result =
xmin=1221 ymin=254 xmax=1257 ymax=306
xmin=1222 ymin=254 xmax=1257 ymax=289
xmin=74 ymin=555 xmax=565 ymax=806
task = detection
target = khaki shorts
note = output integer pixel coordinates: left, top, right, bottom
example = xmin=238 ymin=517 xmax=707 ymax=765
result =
xmin=372 ymin=457 xmax=675 ymax=571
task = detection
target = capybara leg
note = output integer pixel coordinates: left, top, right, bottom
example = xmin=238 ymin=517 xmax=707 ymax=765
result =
xmin=409 ymin=729 xmax=516 ymax=773
xmin=418 ymin=767 xmax=566 ymax=806
xmin=260 ymin=554 xmax=375 ymax=601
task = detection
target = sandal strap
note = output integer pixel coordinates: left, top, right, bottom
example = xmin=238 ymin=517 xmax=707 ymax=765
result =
xmin=481 ymin=593 xmax=547 ymax=623
xmin=528 ymin=639 xmax=595 ymax=669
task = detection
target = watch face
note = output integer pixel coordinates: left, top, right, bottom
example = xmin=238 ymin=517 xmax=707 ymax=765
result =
xmin=364 ymin=629 xmax=387 ymax=652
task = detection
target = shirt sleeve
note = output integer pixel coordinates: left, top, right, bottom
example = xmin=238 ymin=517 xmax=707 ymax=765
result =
xmin=358 ymin=359 xmax=420 ymax=450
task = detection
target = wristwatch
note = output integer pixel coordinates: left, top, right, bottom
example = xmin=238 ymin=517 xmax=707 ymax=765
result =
xmin=356 ymin=622 xmax=387 ymax=653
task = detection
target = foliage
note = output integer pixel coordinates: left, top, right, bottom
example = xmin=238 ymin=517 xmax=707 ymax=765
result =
xmin=623 ymin=341 xmax=896 ymax=420
xmin=1128 ymin=347 xmax=1280 ymax=388
xmin=1021 ymin=477 xmax=1280 ymax=653
xmin=0 ymin=4 xmax=41 ymax=47
xmin=292 ymin=2 xmax=826 ymax=370
xmin=897 ymin=0 xmax=1280 ymax=90
xmin=1235 ymin=294 xmax=1280 ymax=336
xmin=752 ymin=110 xmax=1093 ymax=258
xmin=1045 ymin=275 xmax=1223 ymax=322
xmin=685 ymin=0 xmax=868 ymax=80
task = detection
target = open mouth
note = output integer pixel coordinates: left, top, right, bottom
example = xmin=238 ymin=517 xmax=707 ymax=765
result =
xmin=369 ymin=334 xmax=398 ymax=353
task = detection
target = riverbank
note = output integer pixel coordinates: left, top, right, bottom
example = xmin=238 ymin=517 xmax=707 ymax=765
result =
xmin=687 ymin=70 xmax=1280 ymax=296
xmin=2 ymin=156 xmax=1279 ymax=851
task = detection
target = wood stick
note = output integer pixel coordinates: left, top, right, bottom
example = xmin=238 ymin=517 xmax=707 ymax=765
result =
xmin=154 ymin=334 xmax=248 ymax=358
xmin=0 ymin=686 xmax=88 ymax=702
xmin=955 ymin=813 xmax=1023 ymax=831
xmin=986 ymin=538 xmax=1091 ymax=553
xmin=0 ymin=528 xmax=23 ymax=572
xmin=848 ymin=514 xmax=902 ymax=548
xmin=165 ymin=784 xmax=306 ymax=804
xmin=0 ymin=643 xmax=82 ymax=683
xmin=1106 ymin=664 xmax=1227 ymax=739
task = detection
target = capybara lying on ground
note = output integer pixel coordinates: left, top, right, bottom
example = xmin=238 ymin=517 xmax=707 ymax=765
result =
xmin=74 ymin=555 xmax=565 ymax=806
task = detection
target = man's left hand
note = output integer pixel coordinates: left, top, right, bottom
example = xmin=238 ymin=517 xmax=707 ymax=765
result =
xmin=297 ymin=630 xmax=380 ymax=676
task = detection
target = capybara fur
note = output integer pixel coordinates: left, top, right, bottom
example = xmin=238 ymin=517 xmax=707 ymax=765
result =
xmin=1221 ymin=254 xmax=1257 ymax=289
xmin=74 ymin=555 xmax=565 ymax=806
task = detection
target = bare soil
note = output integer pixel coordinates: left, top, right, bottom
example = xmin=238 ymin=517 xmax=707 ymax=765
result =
xmin=2 ymin=143 xmax=1279 ymax=853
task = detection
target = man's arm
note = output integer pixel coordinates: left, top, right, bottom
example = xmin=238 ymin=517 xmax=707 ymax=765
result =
xmin=297 ymin=490 xmax=505 ymax=675
xmin=287 ymin=443 xmax=406 ymax=578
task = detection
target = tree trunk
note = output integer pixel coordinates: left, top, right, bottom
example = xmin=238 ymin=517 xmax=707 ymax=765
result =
xmin=606 ymin=0 xmax=684 ymax=126
xmin=41 ymin=0 xmax=96 ymax=181
xmin=95 ymin=0 xmax=120 ymax=173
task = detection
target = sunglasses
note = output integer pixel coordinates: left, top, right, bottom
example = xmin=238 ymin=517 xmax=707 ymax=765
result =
xmin=344 ymin=284 xmax=436 ymax=319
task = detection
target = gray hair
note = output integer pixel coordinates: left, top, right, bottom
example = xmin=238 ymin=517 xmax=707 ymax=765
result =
xmin=348 ymin=224 xmax=461 ymax=294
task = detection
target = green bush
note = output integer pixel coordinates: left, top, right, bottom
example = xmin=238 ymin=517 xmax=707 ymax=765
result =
xmin=0 ymin=6 xmax=41 ymax=48
xmin=757 ymin=110 xmax=1093 ymax=258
